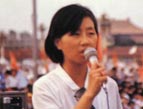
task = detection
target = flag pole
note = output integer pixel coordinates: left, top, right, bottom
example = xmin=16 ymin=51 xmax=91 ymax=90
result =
xmin=32 ymin=0 xmax=38 ymax=79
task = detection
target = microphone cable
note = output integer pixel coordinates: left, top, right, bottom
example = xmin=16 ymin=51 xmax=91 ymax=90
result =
xmin=103 ymin=85 xmax=110 ymax=109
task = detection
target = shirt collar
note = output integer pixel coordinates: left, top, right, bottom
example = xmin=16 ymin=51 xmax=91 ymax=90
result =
xmin=55 ymin=64 xmax=89 ymax=91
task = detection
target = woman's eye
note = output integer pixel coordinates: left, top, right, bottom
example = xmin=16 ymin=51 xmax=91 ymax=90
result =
xmin=88 ymin=32 xmax=96 ymax=36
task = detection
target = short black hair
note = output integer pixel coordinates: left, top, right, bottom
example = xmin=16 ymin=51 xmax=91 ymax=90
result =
xmin=5 ymin=70 xmax=11 ymax=75
xmin=45 ymin=4 xmax=99 ymax=64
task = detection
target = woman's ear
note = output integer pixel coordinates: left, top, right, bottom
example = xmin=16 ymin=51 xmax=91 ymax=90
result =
xmin=54 ymin=39 xmax=62 ymax=50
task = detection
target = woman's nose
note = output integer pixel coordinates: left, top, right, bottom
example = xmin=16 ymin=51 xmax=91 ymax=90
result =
xmin=80 ymin=34 xmax=90 ymax=45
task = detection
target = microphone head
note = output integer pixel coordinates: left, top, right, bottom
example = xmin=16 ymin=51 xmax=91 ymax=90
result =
xmin=84 ymin=47 xmax=97 ymax=61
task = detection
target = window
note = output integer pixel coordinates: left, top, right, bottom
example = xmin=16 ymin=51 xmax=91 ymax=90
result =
xmin=113 ymin=34 xmax=136 ymax=46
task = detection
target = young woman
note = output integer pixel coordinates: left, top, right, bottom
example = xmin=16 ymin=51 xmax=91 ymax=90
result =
xmin=32 ymin=4 xmax=122 ymax=109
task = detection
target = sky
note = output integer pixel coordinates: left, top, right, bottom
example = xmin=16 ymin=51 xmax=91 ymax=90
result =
xmin=0 ymin=0 xmax=143 ymax=34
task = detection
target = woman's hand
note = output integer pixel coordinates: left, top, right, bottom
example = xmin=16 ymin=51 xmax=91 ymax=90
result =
xmin=85 ymin=62 xmax=107 ymax=99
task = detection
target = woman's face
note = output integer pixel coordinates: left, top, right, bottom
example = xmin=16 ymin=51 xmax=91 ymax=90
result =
xmin=55 ymin=17 xmax=98 ymax=65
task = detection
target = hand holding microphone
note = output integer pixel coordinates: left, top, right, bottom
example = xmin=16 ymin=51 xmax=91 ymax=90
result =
xmin=84 ymin=47 xmax=107 ymax=97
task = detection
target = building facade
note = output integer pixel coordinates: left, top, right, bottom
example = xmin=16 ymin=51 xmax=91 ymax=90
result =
xmin=1 ymin=16 xmax=143 ymax=62
xmin=99 ymin=14 xmax=143 ymax=62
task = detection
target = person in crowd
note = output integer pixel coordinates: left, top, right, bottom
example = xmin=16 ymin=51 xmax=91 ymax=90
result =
xmin=5 ymin=69 xmax=18 ymax=91
xmin=107 ymin=67 xmax=119 ymax=82
xmin=16 ymin=68 xmax=28 ymax=91
xmin=32 ymin=4 xmax=122 ymax=109
xmin=0 ymin=68 xmax=5 ymax=91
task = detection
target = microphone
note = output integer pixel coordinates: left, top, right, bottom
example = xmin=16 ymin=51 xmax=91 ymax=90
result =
xmin=84 ymin=47 xmax=109 ymax=109
xmin=84 ymin=47 xmax=107 ymax=88
xmin=84 ymin=47 xmax=98 ymax=64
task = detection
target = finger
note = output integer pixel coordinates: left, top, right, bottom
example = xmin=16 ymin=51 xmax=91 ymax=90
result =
xmin=90 ymin=67 xmax=105 ymax=76
xmin=90 ymin=62 xmax=98 ymax=69
xmin=92 ymin=73 xmax=102 ymax=77
xmin=95 ymin=67 xmax=105 ymax=73
xmin=101 ymin=71 xmax=107 ymax=76
xmin=90 ymin=62 xmax=104 ymax=69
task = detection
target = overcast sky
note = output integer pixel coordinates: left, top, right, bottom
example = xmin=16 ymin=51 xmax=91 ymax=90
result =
xmin=0 ymin=0 xmax=143 ymax=34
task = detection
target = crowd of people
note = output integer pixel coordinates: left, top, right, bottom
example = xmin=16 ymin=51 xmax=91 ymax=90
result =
xmin=0 ymin=63 xmax=35 ymax=109
xmin=0 ymin=66 xmax=33 ymax=92
xmin=0 ymin=59 xmax=59 ymax=109
xmin=106 ymin=59 xmax=143 ymax=109
xmin=0 ymin=58 xmax=143 ymax=109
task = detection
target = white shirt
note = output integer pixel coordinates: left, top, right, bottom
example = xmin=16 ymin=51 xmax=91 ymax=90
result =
xmin=5 ymin=75 xmax=18 ymax=88
xmin=32 ymin=65 xmax=123 ymax=109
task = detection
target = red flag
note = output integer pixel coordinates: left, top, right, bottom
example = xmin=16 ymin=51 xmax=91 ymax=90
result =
xmin=9 ymin=51 xmax=18 ymax=70
xmin=112 ymin=52 xmax=118 ymax=67
xmin=138 ymin=67 xmax=143 ymax=82
xmin=40 ymin=48 xmax=47 ymax=60
xmin=97 ymin=35 xmax=103 ymax=62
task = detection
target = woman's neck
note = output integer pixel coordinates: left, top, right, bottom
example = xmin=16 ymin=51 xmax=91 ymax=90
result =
xmin=62 ymin=62 xmax=87 ymax=87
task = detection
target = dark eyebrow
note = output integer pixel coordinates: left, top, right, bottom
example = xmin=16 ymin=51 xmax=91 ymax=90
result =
xmin=86 ymin=27 xmax=95 ymax=31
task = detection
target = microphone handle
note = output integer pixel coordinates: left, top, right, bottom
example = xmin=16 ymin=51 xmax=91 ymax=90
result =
xmin=89 ymin=56 xmax=98 ymax=64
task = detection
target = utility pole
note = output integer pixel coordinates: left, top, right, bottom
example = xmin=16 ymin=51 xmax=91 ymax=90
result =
xmin=32 ymin=0 xmax=38 ymax=79
xmin=0 ymin=32 xmax=6 ymax=65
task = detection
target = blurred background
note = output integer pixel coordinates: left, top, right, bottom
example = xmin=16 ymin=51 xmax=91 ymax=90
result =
xmin=0 ymin=0 xmax=143 ymax=109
